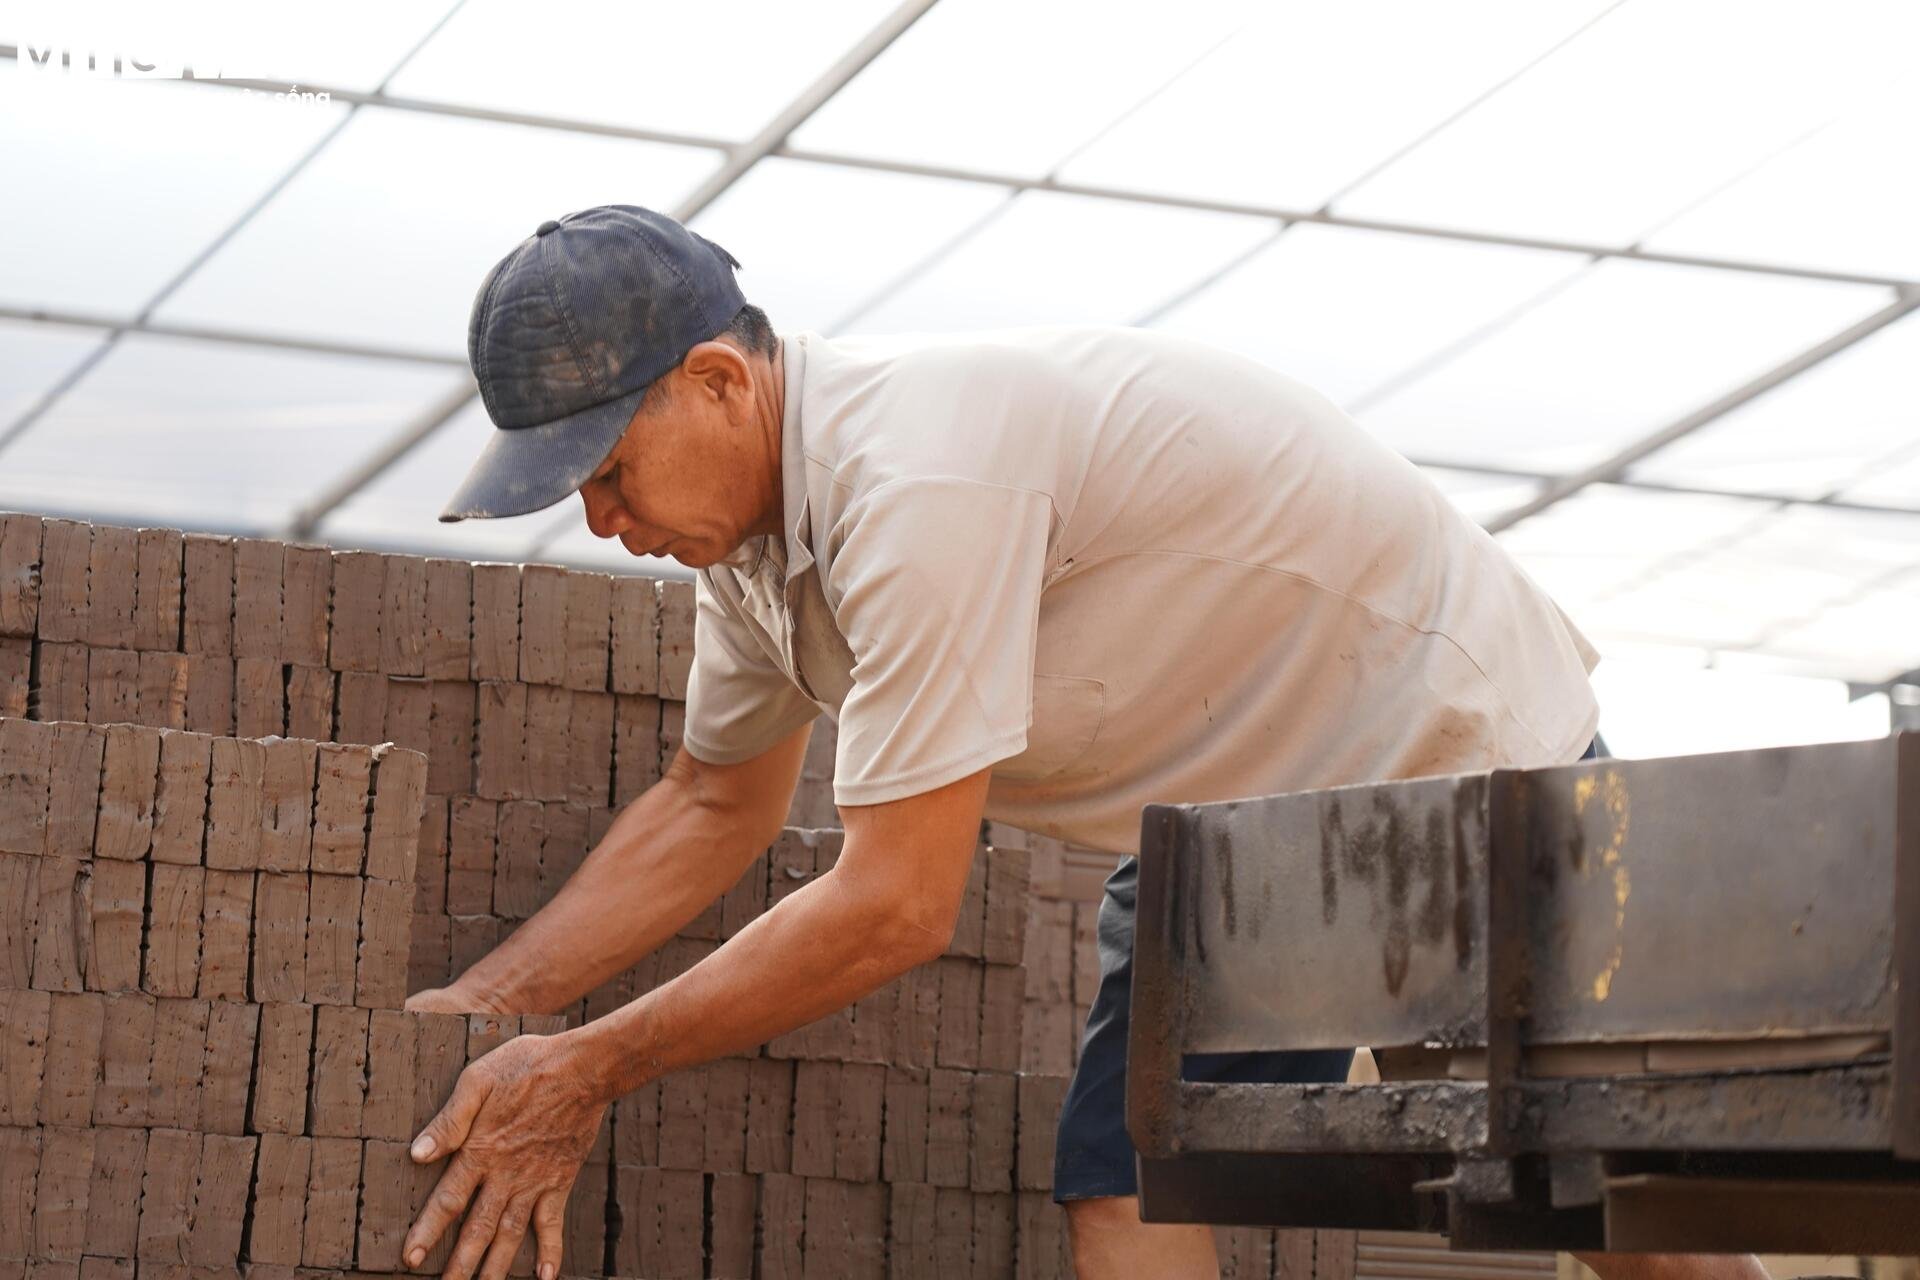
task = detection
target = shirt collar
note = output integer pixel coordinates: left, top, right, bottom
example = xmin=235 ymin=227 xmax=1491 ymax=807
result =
xmin=777 ymin=331 xmax=815 ymax=586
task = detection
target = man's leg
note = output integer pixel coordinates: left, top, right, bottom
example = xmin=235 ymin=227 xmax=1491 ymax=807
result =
xmin=1577 ymin=1253 xmax=1770 ymax=1280
xmin=1065 ymin=1196 xmax=1217 ymax=1280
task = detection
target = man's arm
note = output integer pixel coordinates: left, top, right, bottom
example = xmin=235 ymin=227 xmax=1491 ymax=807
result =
xmin=399 ymin=765 xmax=991 ymax=1280
xmin=409 ymin=721 xmax=813 ymax=1017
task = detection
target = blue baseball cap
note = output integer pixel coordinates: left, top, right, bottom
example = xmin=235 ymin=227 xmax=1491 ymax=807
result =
xmin=440 ymin=204 xmax=747 ymax=522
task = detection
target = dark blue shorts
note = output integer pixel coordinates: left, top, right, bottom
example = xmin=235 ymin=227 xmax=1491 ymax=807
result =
xmin=1052 ymin=737 xmax=1604 ymax=1203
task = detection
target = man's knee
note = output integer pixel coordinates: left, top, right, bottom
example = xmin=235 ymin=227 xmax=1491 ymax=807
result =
xmin=1064 ymin=1194 xmax=1141 ymax=1231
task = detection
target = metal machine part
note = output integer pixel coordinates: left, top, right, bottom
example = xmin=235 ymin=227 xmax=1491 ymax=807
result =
xmin=1128 ymin=734 xmax=1920 ymax=1251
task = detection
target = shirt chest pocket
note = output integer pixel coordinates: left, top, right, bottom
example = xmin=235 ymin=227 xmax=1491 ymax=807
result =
xmin=996 ymin=673 xmax=1106 ymax=782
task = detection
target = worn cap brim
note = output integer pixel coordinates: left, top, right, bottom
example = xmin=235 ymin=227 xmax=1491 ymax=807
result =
xmin=439 ymin=383 xmax=644 ymax=522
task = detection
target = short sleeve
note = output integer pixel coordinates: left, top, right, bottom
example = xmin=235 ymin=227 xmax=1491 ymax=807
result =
xmin=682 ymin=570 xmax=820 ymax=765
xmin=827 ymin=478 xmax=1054 ymax=806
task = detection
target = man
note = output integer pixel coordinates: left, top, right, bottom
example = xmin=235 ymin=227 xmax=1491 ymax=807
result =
xmin=403 ymin=205 xmax=1765 ymax=1280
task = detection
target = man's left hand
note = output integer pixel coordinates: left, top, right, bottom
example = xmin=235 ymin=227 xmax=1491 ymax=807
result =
xmin=402 ymin=1030 xmax=609 ymax=1280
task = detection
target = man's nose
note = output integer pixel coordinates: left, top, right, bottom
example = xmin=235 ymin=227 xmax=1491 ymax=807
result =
xmin=580 ymin=485 xmax=633 ymax=539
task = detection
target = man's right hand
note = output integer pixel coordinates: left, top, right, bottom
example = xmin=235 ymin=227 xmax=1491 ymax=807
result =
xmin=406 ymin=984 xmax=506 ymax=1016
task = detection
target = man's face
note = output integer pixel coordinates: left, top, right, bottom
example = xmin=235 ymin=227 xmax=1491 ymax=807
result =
xmin=575 ymin=340 xmax=773 ymax=570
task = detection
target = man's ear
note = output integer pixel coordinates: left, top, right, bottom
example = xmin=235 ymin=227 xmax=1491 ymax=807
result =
xmin=678 ymin=340 xmax=751 ymax=405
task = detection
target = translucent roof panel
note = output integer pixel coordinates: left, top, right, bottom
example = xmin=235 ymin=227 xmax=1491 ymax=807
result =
xmin=1057 ymin=0 xmax=1613 ymax=211
xmin=1630 ymin=310 xmax=1920 ymax=498
xmin=690 ymin=159 xmax=1012 ymax=336
xmin=386 ymin=0 xmax=899 ymax=141
xmin=1764 ymin=584 xmax=1920 ymax=685
xmin=1492 ymin=484 xmax=1775 ymax=611
xmin=0 ymin=64 xmax=346 ymax=315
xmin=1358 ymin=259 xmax=1891 ymax=472
xmin=155 ymin=106 xmax=721 ymax=357
xmin=0 ymin=333 xmax=464 ymax=530
xmin=1840 ymin=450 xmax=1920 ymax=508
xmin=1641 ymin=80 xmax=1920 ymax=282
xmin=1417 ymin=467 xmax=1542 ymax=526
xmin=790 ymin=0 xmax=1255 ymax=178
xmin=8 ymin=0 xmax=457 ymax=92
xmin=1148 ymin=223 xmax=1586 ymax=409
xmin=1334 ymin=0 xmax=1920 ymax=246
xmin=852 ymin=191 xmax=1275 ymax=334
xmin=0 ymin=318 xmax=110 ymax=424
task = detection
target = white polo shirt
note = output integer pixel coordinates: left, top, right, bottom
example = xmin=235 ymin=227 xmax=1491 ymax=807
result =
xmin=683 ymin=326 xmax=1599 ymax=855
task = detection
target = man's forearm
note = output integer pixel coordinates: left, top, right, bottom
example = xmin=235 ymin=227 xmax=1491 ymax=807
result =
xmin=565 ymin=861 xmax=938 ymax=1098
xmin=448 ymin=772 xmax=765 ymax=1014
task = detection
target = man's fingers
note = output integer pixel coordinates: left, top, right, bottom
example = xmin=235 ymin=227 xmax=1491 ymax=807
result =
xmin=403 ymin=1152 xmax=480 ymax=1270
xmin=414 ymin=1063 xmax=492 ymax=1163
xmin=531 ymin=1188 xmax=568 ymax=1280
xmin=476 ymin=1194 xmax=535 ymax=1280
xmin=442 ymin=1184 xmax=511 ymax=1280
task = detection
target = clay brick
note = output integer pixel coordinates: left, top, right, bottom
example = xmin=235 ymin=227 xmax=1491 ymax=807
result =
xmin=0 ymin=638 xmax=27 ymax=718
xmin=561 ymin=570 xmax=611 ymax=692
xmin=358 ymin=1008 xmax=415 ymax=1141
xmin=0 ymin=513 xmax=43 ymax=638
xmin=657 ymin=579 xmax=694 ymax=700
xmin=0 ymin=854 xmax=38 ymax=989
xmin=935 ymin=957 xmax=982 ymax=1069
xmin=335 ymin=669 xmax=388 ymax=745
xmin=951 ymin=855 xmax=988 ymax=959
xmin=135 ymin=650 xmax=189 ymax=728
xmin=28 ymin=856 xmax=88 ymax=993
xmin=259 ymin=737 xmax=317 ymax=873
xmin=87 ymin=859 xmax=146 ymax=993
xmin=146 ymin=996 xmax=209 ymax=1129
xmin=84 ymin=1128 xmax=146 ymax=1258
xmin=233 ymin=655 xmax=285 ymax=738
xmin=972 ymin=1192 xmax=1016 ymax=1280
xmin=328 ymin=551 xmax=385 ymax=673
xmin=31 ymin=1126 xmax=93 ymax=1261
xmin=535 ymin=802 xmax=589 ymax=905
xmin=204 ymin=737 xmax=264 ymax=870
xmin=475 ymin=680 xmax=529 ymax=800
xmin=414 ymin=796 xmax=449 ymax=914
xmin=186 ymin=1132 xmax=254 ymax=1266
xmin=889 ymin=1182 xmax=938 ymax=1279
xmin=36 ymin=519 xmax=89 ymax=644
xmin=799 ymin=1177 xmax=848 ymax=1279
xmin=149 ymin=729 xmax=210 ymax=865
xmin=191 ymin=867 xmax=250 ymax=1000
xmin=709 ymin=1171 xmax=757 ymax=1280
xmin=181 ymin=535 xmax=233 ymax=655
xmin=413 ymin=1011 xmax=468 ymax=1132
xmin=301 ymin=1136 xmax=361 ymax=1267
xmin=835 ymin=1061 xmax=885 ymax=1182
xmin=1016 ymin=1074 xmax=1067 ymax=1192
xmin=448 ymin=914 xmax=499 ymax=980
xmin=182 ymin=653 xmax=233 ymax=736
xmin=375 ymin=553 xmax=427 ymax=676
xmin=691 ymin=1056 xmax=749 ymax=1174
xmin=41 ymin=724 xmax=102 ymax=859
xmin=445 ymin=794 xmax=495 ymax=917
xmin=757 ymin=1172 xmax=805 ymax=1280
xmin=789 ymin=1062 xmax=836 ymax=1178
xmin=248 ymin=1133 xmax=311 ymax=1265
xmin=611 ymin=693 xmax=661 ymax=805
xmin=285 ymin=664 xmax=335 ymax=740
xmin=847 ymin=1181 xmax=890 ymax=1280
xmin=639 ymin=1166 xmax=703 ymax=1279
xmin=849 ymin=981 xmax=897 ymax=1064
xmin=492 ymin=800 xmax=543 ymax=919
xmin=357 ymin=878 xmax=411 ymax=1011
xmin=985 ymin=845 xmax=1030 ymax=966
xmin=466 ymin=1012 xmax=518 ymax=1064
xmin=426 ymin=680 xmax=476 ymax=794
xmin=470 ymin=563 xmax=521 ymax=681
xmin=0 ymin=717 xmax=53 ymax=855
xmin=251 ymin=873 xmax=309 ymax=1005
xmin=82 ymin=525 xmax=136 ymax=648
xmin=881 ymin=1068 xmax=928 ymax=1184
xmin=1017 ymin=1191 xmax=1071 ymax=1280
xmin=926 ymin=1068 xmax=970 ymax=1188
xmin=312 ymin=743 xmax=372 ymax=875
xmin=981 ymin=965 xmax=1024 ymax=1073
xmin=132 ymin=527 xmax=184 ymax=652
xmin=525 ymin=685 xmax=571 ymax=801
xmin=421 ymin=558 xmax=472 ymax=680
xmin=366 ymin=746 xmax=426 ymax=883
xmin=383 ymin=674 xmax=431 ymax=759
xmin=357 ymin=1138 xmax=413 ymax=1270
xmin=232 ymin=537 xmax=284 ymax=659
xmin=517 ymin=564 xmax=567 ymax=686
xmin=971 ymin=1072 xmax=1016 ymax=1193
xmin=309 ymin=1003 xmax=369 ymax=1137
xmin=246 ymin=1001 xmax=311 ymax=1133
xmin=93 ymin=992 xmax=154 ymax=1127
xmin=932 ymin=1185 xmax=973 ymax=1278
xmin=564 ymin=1161 xmax=610 ymax=1276
xmin=136 ymin=1126 xmax=199 ymax=1261
xmin=307 ymin=872 xmax=363 ymax=1006
xmin=281 ymin=543 xmax=332 ymax=667
xmin=200 ymin=999 xmax=258 ymax=1134
xmin=657 ymin=1061 xmax=708 ymax=1171
xmin=34 ymin=641 xmax=88 ymax=723
xmin=0 ymin=1126 xmax=39 ymax=1260
xmin=0 ymin=990 xmax=50 ymax=1125
xmin=1020 ymin=999 xmax=1074 ymax=1076
xmin=563 ymin=689 xmax=614 ymax=807
xmin=408 ymin=911 xmax=450 ymax=995
xmin=608 ymin=575 xmax=658 ymax=695
xmin=143 ymin=864 xmax=203 ymax=997
xmin=85 ymin=646 xmax=139 ymax=725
